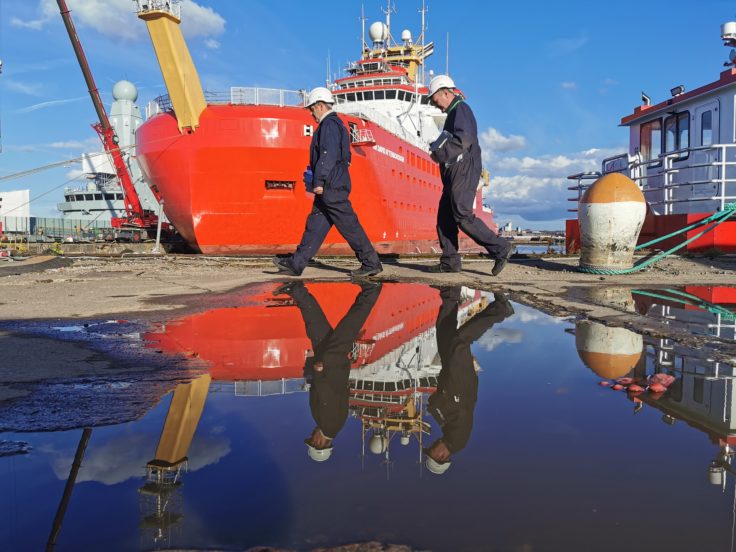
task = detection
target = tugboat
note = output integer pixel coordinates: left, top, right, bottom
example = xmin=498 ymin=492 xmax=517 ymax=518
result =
xmin=133 ymin=1 xmax=496 ymax=255
xmin=567 ymin=21 xmax=736 ymax=253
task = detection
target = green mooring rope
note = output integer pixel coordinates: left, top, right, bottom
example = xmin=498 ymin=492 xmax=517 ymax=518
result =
xmin=631 ymin=288 xmax=736 ymax=321
xmin=578 ymin=203 xmax=736 ymax=275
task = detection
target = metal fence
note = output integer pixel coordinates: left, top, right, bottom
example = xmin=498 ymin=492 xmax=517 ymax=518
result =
xmin=0 ymin=216 xmax=113 ymax=242
xmin=568 ymin=143 xmax=736 ymax=215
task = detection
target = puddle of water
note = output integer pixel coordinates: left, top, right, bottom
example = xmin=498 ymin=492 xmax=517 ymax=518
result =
xmin=1 ymin=281 xmax=735 ymax=551
xmin=569 ymin=285 xmax=736 ymax=343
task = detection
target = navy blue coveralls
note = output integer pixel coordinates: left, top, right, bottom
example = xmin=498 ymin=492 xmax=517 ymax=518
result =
xmin=428 ymin=287 xmax=514 ymax=454
xmin=289 ymin=111 xmax=381 ymax=274
xmin=285 ymin=281 xmax=381 ymax=439
xmin=432 ymin=97 xmax=511 ymax=271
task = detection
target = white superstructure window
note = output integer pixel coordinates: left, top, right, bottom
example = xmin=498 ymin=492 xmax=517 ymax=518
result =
xmin=640 ymin=119 xmax=662 ymax=162
xmin=701 ymin=110 xmax=713 ymax=145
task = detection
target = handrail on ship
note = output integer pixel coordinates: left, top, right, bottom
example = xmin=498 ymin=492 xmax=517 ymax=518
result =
xmin=147 ymin=87 xmax=431 ymax=151
xmin=567 ymin=143 xmax=736 ymax=215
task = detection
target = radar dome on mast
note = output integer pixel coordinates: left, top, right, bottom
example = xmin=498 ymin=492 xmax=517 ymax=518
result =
xmin=369 ymin=21 xmax=388 ymax=47
xmin=401 ymin=29 xmax=412 ymax=46
xmin=112 ymin=80 xmax=138 ymax=102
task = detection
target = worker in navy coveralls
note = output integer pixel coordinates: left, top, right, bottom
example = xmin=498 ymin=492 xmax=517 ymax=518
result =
xmin=424 ymin=287 xmax=514 ymax=475
xmin=272 ymin=281 xmax=382 ymax=462
xmin=272 ymin=87 xmax=382 ymax=278
xmin=427 ymin=75 xmax=513 ymax=276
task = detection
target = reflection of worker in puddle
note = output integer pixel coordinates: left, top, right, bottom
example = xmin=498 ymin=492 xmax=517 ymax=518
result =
xmin=274 ymin=281 xmax=382 ymax=461
xmin=424 ymin=287 xmax=514 ymax=475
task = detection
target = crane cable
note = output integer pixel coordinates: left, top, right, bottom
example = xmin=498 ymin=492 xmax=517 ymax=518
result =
xmin=0 ymin=132 xmax=184 ymax=183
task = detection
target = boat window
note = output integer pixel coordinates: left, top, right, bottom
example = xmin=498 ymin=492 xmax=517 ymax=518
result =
xmin=346 ymin=93 xmax=356 ymax=101
xmin=386 ymin=89 xmax=396 ymax=99
xmin=678 ymin=113 xmax=689 ymax=149
xmin=356 ymin=92 xmax=364 ymax=101
xmin=374 ymin=90 xmax=385 ymax=100
xmin=68 ymin=196 xmax=75 ymax=202
xmin=664 ymin=111 xmax=689 ymax=153
xmin=398 ymin=91 xmax=406 ymax=101
xmin=116 ymin=194 xmax=124 ymax=200
xmin=94 ymin=194 xmax=103 ymax=200
xmin=640 ymin=118 xmax=662 ymax=162
xmin=85 ymin=194 xmax=94 ymax=201
xmin=104 ymin=193 xmax=115 ymax=200
xmin=701 ymin=110 xmax=713 ymax=145
xmin=364 ymin=91 xmax=374 ymax=101
xmin=420 ymin=95 xmax=429 ymax=105
xmin=75 ymin=195 xmax=84 ymax=201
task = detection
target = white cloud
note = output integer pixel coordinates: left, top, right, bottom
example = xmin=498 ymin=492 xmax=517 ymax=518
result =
xmin=15 ymin=96 xmax=87 ymax=113
xmin=13 ymin=0 xmax=225 ymax=42
xmin=477 ymin=328 xmax=523 ymax=351
xmin=49 ymin=431 xmax=230 ymax=486
xmin=548 ymin=36 xmax=588 ymax=56
xmin=180 ymin=1 xmax=226 ymax=38
xmin=482 ymin=136 xmax=626 ymax=221
xmin=4 ymin=80 xmax=44 ymax=97
xmin=561 ymin=81 xmax=577 ymax=89
xmin=479 ymin=127 xmax=526 ymax=153
xmin=204 ymin=38 xmax=221 ymax=50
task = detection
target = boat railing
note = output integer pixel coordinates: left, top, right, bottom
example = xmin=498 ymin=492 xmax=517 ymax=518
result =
xmin=233 ymin=378 xmax=307 ymax=397
xmin=567 ymin=143 xmax=736 ymax=214
xmin=335 ymin=102 xmax=427 ymax=150
xmin=147 ymin=87 xmax=307 ymax=117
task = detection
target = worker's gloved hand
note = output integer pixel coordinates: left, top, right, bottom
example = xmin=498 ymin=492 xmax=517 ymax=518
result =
xmin=303 ymin=166 xmax=314 ymax=192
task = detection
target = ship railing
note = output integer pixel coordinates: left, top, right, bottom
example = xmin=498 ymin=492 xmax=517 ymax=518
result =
xmin=233 ymin=378 xmax=307 ymax=397
xmin=334 ymin=102 xmax=427 ymax=150
xmin=567 ymin=144 xmax=736 ymax=215
xmin=148 ymin=88 xmax=307 ymax=116
xmin=134 ymin=0 xmax=181 ymax=19
xmin=0 ymin=215 xmax=111 ymax=243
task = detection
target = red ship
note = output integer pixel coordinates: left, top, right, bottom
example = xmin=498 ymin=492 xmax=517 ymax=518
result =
xmin=133 ymin=1 xmax=496 ymax=255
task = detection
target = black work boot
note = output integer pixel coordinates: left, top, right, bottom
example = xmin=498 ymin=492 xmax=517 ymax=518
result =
xmin=350 ymin=264 xmax=383 ymax=278
xmin=271 ymin=256 xmax=301 ymax=276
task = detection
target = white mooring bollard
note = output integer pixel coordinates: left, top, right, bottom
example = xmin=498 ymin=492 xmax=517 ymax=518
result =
xmin=578 ymin=173 xmax=646 ymax=271
xmin=575 ymin=320 xmax=643 ymax=380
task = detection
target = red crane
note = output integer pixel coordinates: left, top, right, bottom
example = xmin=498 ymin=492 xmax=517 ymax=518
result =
xmin=56 ymin=0 xmax=166 ymax=237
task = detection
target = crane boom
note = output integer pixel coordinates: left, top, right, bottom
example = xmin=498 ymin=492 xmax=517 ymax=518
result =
xmin=57 ymin=0 xmax=161 ymax=232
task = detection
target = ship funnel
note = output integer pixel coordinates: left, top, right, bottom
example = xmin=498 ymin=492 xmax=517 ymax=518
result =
xmin=134 ymin=0 xmax=207 ymax=133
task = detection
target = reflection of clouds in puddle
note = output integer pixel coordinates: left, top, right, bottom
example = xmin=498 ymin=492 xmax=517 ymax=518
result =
xmin=48 ymin=431 xmax=230 ymax=485
xmin=477 ymin=328 xmax=523 ymax=351
xmin=510 ymin=303 xmax=565 ymax=325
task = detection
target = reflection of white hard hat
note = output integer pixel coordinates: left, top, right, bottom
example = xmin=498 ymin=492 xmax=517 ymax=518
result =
xmin=400 ymin=435 xmax=410 ymax=446
xmin=428 ymin=74 xmax=456 ymax=98
xmin=369 ymin=434 xmax=387 ymax=455
xmin=306 ymin=87 xmax=335 ymax=108
xmin=306 ymin=443 xmax=333 ymax=462
xmin=425 ymin=456 xmax=452 ymax=475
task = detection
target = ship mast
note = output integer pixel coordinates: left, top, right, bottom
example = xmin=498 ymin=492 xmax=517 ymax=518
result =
xmin=419 ymin=0 xmax=427 ymax=85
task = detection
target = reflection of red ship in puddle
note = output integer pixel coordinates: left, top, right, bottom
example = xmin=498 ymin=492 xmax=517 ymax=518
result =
xmin=147 ymin=282 xmax=447 ymax=382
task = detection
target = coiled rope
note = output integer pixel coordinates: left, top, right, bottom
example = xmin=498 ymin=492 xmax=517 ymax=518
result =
xmin=578 ymin=203 xmax=736 ymax=275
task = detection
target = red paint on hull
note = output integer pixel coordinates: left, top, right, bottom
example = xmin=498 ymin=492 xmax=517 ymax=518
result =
xmin=566 ymin=213 xmax=736 ymax=254
xmin=136 ymin=105 xmax=496 ymax=255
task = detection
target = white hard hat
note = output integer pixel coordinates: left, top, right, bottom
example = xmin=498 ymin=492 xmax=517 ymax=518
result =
xmin=306 ymin=87 xmax=335 ymax=108
xmin=425 ymin=456 xmax=452 ymax=475
xmin=428 ymin=74 xmax=456 ymax=98
xmin=306 ymin=443 xmax=333 ymax=462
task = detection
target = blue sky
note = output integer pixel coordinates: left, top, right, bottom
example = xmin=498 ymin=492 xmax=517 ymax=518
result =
xmin=0 ymin=0 xmax=734 ymax=229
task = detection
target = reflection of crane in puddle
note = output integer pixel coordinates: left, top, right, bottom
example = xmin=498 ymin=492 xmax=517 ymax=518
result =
xmin=138 ymin=374 xmax=211 ymax=548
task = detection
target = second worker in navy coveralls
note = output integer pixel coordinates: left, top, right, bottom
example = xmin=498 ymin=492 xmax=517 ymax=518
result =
xmin=427 ymin=75 xmax=514 ymax=276
xmin=272 ymin=87 xmax=383 ymax=278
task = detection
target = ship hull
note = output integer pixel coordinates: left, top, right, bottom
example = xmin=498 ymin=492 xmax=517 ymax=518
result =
xmin=136 ymin=105 xmax=496 ymax=255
